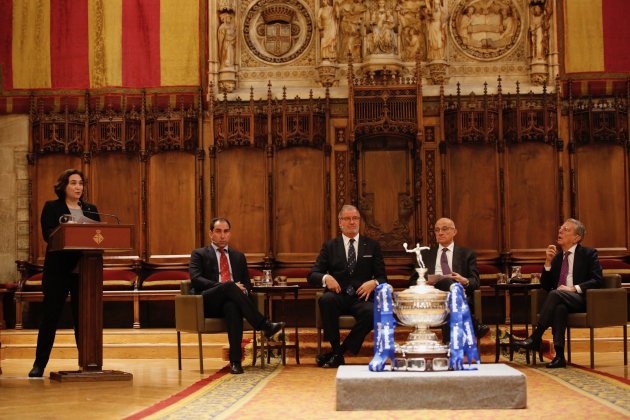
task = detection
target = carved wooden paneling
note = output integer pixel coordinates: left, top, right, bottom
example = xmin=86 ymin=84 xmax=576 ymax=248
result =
xmin=575 ymin=144 xmax=629 ymax=254
xmin=447 ymin=145 xmax=500 ymax=258
xmin=91 ymin=154 xmax=141 ymax=255
xmin=214 ymin=148 xmax=267 ymax=257
xmin=506 ymin=143 xmax=558 ymax=257
xmin=147 ymin=152 xmax=196 ymax=256
xmin=573 ymin=97 xmax=628 ymax=145
xmin=356 ymin=136 xmax=416 ymax=253
xmin=274 ymin=148 xmax=325 ymax=260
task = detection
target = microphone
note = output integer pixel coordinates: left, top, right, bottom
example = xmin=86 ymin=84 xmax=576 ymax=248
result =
xmin=81 ymin=209 xmax=121 ymax=225
xmin=78 ymin=201 xmax=121 ymax=224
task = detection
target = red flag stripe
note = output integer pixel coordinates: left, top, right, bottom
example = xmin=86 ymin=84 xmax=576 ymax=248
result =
xmin=122 ymin=0 xmax=161 ymax=88
xmin=50 ymin=0 xmax=89 ymax=89
xmin=0 ymin=1 xmax=13 ymax=91
xmin=602 ymin=0 xmax=630 ymax=73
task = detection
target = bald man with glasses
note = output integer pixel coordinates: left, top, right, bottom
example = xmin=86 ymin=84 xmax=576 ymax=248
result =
xmin=408 ymin=217 xmax=488 ymax=343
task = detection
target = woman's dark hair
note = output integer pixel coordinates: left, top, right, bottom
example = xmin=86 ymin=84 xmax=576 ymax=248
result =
xmin=54 ymin=169 xmax=85 ymax=200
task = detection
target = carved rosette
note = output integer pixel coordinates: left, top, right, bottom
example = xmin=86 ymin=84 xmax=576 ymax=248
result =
xmin=243 ymin=0 xmax=313 ymax=65
xmin=449 ymin=0 xmax=523 ymax=61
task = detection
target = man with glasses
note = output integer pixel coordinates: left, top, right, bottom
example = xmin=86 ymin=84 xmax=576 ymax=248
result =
xmin=309 ymin=205 xmax=387 ymax=368
xmin=513 ymin=218 xmax=603 ymax=368
xmin=408 ymin=217 xmax=489 ymax=343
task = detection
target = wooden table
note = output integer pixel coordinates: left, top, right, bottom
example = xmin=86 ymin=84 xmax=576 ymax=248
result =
xmin=252 ymin=285 xmax=300 ymax=366
xmin=489 ymin=282 xmax=542 ymax=364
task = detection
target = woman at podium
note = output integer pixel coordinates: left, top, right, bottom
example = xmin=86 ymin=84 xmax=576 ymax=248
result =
xmin=28 ymin=169 xmax=100 ymax=378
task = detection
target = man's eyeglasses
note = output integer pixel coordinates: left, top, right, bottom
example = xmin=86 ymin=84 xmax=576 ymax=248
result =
xmin=433 ymin=226 xmax=453 ymax=233
xmin=340 ymin=216 xmax=361 ymax=222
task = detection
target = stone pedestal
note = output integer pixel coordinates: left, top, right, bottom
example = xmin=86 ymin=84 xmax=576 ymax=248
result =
xmin=336 ymin=364 xmax=526 ymax=410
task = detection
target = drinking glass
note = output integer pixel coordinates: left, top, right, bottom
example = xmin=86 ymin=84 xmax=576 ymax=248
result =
xmin=497 ymin=273 xmax=507 ymax=284
xmin=511 ymin=266 xmax=522 ymax=282
xmin=263 ymin=270 xmax=273 ymax=285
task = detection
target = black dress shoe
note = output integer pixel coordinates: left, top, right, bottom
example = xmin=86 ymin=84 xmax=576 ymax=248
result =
xmin=262 ymin=321 xmax=284 ymax=339
xmin=475 ymin=323 xmax=490 ymax=339
xmin=316 ymin=351 xmax=334 ymax=367
xmin=512 ymin=337 xmax=540 ymax=351
xmin=28 ymin=365 xmax=44 ymax=378
xmin=546 ymin=356 xmax=566 ymax=369
xmin=229 ymin=361 xmax=244 ymax=374
xmin=322 ymin=353 xmax=345 ymax=368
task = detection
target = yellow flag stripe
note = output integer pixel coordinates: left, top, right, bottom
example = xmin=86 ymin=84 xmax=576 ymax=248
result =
xmin=565 ymin=0 xmax=605 ymax=73
xmin=12 ymin=0 xmax=51 ymax=88
xmin=88 ymin=0 xmax=122 ymax=88
xmin=160 ymin=0 xmax=199 ymax=86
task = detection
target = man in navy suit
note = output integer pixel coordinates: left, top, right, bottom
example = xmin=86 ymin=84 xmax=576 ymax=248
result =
xmin=408 ymin=217 xmax=488 ymax=342
xmin=189 ymin=218 xmax=282 ymax=374
xmin=308 ymin=205 xmax=388 ymax=368
xmin=513 ymin=218 xmax=603 ymax=368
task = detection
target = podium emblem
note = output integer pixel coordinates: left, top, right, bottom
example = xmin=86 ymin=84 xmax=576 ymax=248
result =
xmin=93 ymin=230 xmax=104 ymax=245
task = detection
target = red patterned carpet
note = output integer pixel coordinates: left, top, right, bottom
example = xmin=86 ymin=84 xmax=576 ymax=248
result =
xmin=126 ymin=352 xmax=630 ymax=419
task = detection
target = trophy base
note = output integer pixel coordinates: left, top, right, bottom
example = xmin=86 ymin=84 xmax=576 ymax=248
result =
xmin=393 ymin=340 xmax=450 ymax=372
xmin=392 ymin=351 xmax=450 ymax=372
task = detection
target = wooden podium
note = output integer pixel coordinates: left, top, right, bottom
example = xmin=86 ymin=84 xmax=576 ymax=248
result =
xmin=48 ymin=223 xmax=134 ymax=382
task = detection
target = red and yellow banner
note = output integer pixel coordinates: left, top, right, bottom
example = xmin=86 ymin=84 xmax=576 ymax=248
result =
xmin=1 ymin=0 xmax=200 ymax=92
xmin=563 ymin=0 xmax=630 ymax=76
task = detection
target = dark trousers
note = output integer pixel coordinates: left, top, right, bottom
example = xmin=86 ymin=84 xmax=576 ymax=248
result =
xmin=202 ymin=282 xmax=265 ymax=362
xmin=35 ymin=274 xmax=80 ymax=369
xmin=319 ymin=291 xmax=373 ymax=355
xmin=534 ymin=289 xmax=586 ymax=349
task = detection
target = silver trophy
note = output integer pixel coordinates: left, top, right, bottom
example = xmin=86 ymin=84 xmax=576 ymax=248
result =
xmin=393 ymin=243 xmax=450 ymax=371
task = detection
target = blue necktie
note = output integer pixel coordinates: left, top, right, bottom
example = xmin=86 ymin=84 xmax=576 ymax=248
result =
xmin=347 ymin=239 xmax=356 ymax=275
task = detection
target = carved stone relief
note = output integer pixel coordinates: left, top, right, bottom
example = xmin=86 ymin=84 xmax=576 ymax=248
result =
xmin=449 ymin=0 xmax=523 ymax=61
xmin=243 ymin=0 xmax=314 ymax=64
xmin=213 ymin=0 xmax=552 ymax=93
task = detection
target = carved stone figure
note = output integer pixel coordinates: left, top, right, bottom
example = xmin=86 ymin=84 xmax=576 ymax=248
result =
xmin=365 ymin=0 xmax=398 ymax=56
xmin=457 ymin=5 xmax=474 ymax=42
xmin=337 ymin=0 xmax=366 ymax=61
xmin=218 ymin=12 xmax=237 ymax=69
xmin=399 ymin=0 xmax=425 ymax=61
xmin=318 ymin=0 xmax=338 ymax=62
xmin=426 ymin=0 xmax=446 ymax=61
xmin=529 ymin=4 xmax=544 ymax=60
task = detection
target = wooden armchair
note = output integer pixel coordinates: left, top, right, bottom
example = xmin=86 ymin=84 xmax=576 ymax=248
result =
xmin=530 ymin=274 xmax=628 ymax=368
xmin=175 ymin=280 xmax=260 ymax=373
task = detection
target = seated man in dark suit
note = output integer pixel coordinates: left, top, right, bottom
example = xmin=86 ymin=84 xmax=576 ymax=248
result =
xmin=408 ymin=217 xmax=489 ymax=342
xmin=308 ymin=205 xmax=388 ymax=368
xmin=513 ymin=218 xmax=603 ymax=368
xmin=189 ymin=217 xmax=283 ymax=374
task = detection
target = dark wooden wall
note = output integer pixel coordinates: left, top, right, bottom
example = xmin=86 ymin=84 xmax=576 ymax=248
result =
xmin=25 ymin=79 xmax=630 ymax=271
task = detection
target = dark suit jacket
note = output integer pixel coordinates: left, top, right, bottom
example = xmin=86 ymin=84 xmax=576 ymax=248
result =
xmin=409 ymin=245 xmax=480 ymax=296
xmin=41 ymin=199 xmax=99 ymax=291
xmin=189 ymin=246 xmax=252 ymax=294
xmin=308 ymin=235 xmax=387 ymax=293
xmin=540 ymin=244 xmax=603 ymax=292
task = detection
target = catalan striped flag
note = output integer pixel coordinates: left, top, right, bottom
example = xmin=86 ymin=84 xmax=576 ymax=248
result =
xmin=563 ymin=0 xmax=630 ymax=76
xmin=0 ymin=0 xmax=200 ymax=92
